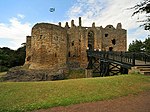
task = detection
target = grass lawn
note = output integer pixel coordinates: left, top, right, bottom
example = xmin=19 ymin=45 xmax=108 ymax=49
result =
xmin=0 ymin=74 xmax=149 ymax=112
xmin=0 ymin=72 xmax=6 ymax=77
xmin=0 ymin=72 xmax=6 ymax=81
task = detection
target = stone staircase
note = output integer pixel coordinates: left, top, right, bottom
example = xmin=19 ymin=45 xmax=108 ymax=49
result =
xmin=131 ymin=66 xmax=150 ymax=75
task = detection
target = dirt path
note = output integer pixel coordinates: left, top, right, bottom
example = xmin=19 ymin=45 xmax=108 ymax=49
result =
xmin=33 ymin=91 xmax=150 ymax=112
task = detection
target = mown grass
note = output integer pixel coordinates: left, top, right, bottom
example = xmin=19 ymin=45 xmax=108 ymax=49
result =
xmin=0 ymin=74 xmax=149 ymax=112
xmin=67 ymin=69 xmax=85 ymax=79
xmin=0 ymin=72 xmax=6 ymax=81
xmin=0 ymin=72 xmax=6 ymax=77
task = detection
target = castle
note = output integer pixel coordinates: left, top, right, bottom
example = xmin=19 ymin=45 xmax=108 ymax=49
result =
xmin=25 ymin=17 xmax=127 ymax=74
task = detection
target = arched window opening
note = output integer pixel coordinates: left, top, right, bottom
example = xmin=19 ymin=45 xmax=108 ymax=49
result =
xmin=88 ymin=44 xmax=92 ymax=50
xmin=88 ymin=31 xmax=94 ymax=50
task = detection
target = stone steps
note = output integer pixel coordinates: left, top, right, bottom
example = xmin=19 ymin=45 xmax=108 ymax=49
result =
xmin=139 ymin=68 xmax=150 ymax=71
xmin=134 ymin=66 xmax=150 ymax=69
xmin=131 ymin=66 xmax=150 ymax=75
xmin=140 ymin=71 xmax=150 ymax=75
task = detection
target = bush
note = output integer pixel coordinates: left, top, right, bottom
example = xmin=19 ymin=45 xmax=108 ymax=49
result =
xmin=0 ymin=66 xmax=9 ymax=72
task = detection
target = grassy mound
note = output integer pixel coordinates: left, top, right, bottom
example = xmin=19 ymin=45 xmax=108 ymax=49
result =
xmin=0 ymin=74 xmax=149 ymax=112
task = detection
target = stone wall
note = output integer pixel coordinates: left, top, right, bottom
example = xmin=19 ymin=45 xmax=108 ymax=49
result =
xmin=102 ymin=24 xmax=126 ymax=51
xmin=25 ymin=17 xmax=127 ymax=72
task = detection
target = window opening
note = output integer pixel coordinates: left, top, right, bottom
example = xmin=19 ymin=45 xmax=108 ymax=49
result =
xmin=109 ymin=47 xmax=113 ymax=51
xmin=105 ymin=34 xmax=108 ymax=37
xmin=112 ymin=39 xmax=116 ymax=45
xmin=72 ymin=41 xmax=74 ymax=46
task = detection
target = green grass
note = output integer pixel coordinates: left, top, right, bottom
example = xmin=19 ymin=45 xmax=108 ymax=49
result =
xmin=0 ymin=72 xmax=6 ymax=81
xmin=67 ymin=69 xmax=85 ymax=79
xmin=0 ymin=74 xmax=150 ymax=112
xmin=0 ymin=72 xmax=6 ymax=76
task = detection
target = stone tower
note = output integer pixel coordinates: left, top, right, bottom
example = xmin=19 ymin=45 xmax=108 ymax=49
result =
xmin=25 ymin=17 xmax=127 ymax=73
xmin=25 ymin=23 xmax=68 ymax=73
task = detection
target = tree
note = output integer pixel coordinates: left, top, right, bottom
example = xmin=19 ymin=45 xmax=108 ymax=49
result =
xmin=0 ymin=45 xmax=26 ymax=72
xmin=130 ymin=0 xmax=150 ymax=31
xmin=143 ymin=37 xmax=150 ymax=52
xmin=128 ymin=37 xmax=150 ymax=53
xmin=128 ymin=40 xmax=144 ymax=52
xmin=14 ymin=46 xmax=26 ymax=66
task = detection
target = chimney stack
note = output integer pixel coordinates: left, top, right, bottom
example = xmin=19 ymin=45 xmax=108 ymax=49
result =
xmin=92 ymin=22 xmax=95 ymax=27
xmin=71 ymin=20 xmax=74 ymax=27
xmin=79 ymin=17 xmax=82 ymax=27
xmin=58 ymin=22 xmax=61 ymax=27
xmin=65 ymin=22 xmax=69 ymax=28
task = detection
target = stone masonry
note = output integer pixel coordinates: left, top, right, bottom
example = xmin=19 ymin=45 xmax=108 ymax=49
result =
xmin=25 ymin=17 xmax=127 ymax=73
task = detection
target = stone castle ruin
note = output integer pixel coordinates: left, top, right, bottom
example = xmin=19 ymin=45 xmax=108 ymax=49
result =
xmin=4 ymin=17 xmax=127 ymax=81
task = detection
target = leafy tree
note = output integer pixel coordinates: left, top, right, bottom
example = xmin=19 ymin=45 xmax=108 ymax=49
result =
xmin=0 ymin=45 xmax=26 ymax=72
xmin=128 ymin=40 xmax=144 ymax=52
xmin=128 ymin=37 xmax=150 ymax=53
xmin=130 ymin=0 xmax=150 ymax=31
xmin=143 ymin=37 xmax=150 ymax=52
xmin=14 ymin=46 xmax=26 ymax=66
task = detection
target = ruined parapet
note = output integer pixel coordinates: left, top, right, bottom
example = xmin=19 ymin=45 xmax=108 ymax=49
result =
xmin=116 ymin=23 xmax=122 ymax=29
xmin=105 ymin=25 xmax=115 ymax=29
xmin=65 ymin=22 xmax=69 ymax=29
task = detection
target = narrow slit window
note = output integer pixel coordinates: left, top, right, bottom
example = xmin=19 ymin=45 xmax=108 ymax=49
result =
xmin=40 ymin=35 xmax=42 ymax=39
xmin=68 ymin=52 xmax=71 ymax=57
xmin=55 ymin=53 xmax=57 ymax=57
xmin=72 ymin=41 xmax=74 ymax=46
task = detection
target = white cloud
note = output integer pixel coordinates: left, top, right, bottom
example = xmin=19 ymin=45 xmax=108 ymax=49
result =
xmin=17 ymin=14 xmax=25 ymax=19
xmin=67 ymin=0 xmax=149 ymax=49
xmin=0 ymin=15 xmax=31 ymax=50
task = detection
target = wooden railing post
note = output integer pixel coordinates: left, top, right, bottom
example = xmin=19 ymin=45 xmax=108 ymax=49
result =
xmin=120 ymin=51 xmax=122 ymax=62
xmin=132 ymin=52 xmax=135 ymax=66
xmin=113 ymin=52 xmax=114 ymax=60
xmin=144 ymin=53 xmax=147 ymax=64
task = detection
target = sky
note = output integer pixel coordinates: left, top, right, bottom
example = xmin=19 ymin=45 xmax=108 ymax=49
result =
xmin=0 ymin=0 xmax=149 ymax=50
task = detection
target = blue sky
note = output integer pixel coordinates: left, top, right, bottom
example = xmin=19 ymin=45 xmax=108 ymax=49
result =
xmin=0 ymin=0 xmax=149 ymax=50
xmin=0 ymin=0 xmax=76 ymax=23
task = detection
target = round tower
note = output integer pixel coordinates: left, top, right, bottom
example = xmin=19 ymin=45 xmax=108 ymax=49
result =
xmin=26 ymin=23 xmax=67 ymax=72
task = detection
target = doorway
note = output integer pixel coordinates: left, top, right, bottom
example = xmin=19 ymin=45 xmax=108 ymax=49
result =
xmin=88 ymin=31 xmax=94 ymax=50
